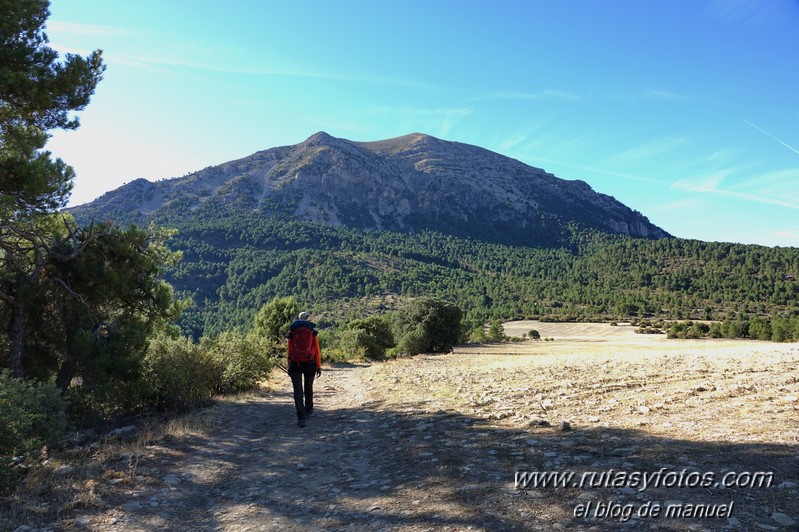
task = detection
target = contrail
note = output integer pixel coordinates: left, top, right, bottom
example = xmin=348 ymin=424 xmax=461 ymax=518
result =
xmin=743 ymin=119 xmax=799 ymax=155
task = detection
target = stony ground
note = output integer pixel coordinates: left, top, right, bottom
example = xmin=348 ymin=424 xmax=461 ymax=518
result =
xmin=6 ymin=324 xmax=799 ymax=531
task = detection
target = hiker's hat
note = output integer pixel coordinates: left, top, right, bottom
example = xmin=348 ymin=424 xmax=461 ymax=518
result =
xmin=298 ymin=311 xmax=311 ymax=321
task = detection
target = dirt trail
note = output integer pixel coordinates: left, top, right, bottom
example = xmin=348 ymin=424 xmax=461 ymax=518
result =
xmin=42 ymin=335 xmax=799 ymax=531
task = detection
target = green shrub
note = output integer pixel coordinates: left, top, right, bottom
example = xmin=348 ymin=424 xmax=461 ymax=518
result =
xmin=0 ymin=371 xmax=67 ymax=490
xmin=394 ymin=326 xmax=428 ymax=356
xmin=335 ymin=327 xmax=369 ymax=359
xmin=202 ymin=331 xmax=273 ymax=393
xmin=339 ymin=315 xmax=395 ymax=359
xmin=391 ymin=298 xmax=462 ymax=355
xmin=65 ymin=379 xmax=153 ymax=423
xmin=468 ymin=327 xmax=488 ymax=343
xmin=486 ymin=320 xmax=507 ymax=343
xmin=142 ymin=334 xmax=220 ymax=411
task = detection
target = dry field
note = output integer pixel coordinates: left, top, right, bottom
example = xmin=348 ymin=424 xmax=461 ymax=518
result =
xmin=4 ymin=322 xmax=798 ymax=531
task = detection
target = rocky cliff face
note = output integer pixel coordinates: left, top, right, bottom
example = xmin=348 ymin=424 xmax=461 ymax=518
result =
xmin=70 ymin=132 xmax=670 ymax=245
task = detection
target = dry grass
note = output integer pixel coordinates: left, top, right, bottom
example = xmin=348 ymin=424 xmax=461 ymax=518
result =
xmin=0 ymin=388 xmax=266 ymax=531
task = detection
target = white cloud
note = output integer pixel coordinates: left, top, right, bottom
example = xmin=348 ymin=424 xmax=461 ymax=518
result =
xmin=672 ymin=171 xmax=730 ymax=193
xmin=50 ymin=20 xmax=434 ymax=91
xmin=524 ymin=155 xmax=668 ymax=186
xmin=643 ymin=89 xmax=692 ymax=102
xmin=650 ymin=198 xmax=706 ymax=213
xmin=707 ymin=147 xmax=745 ymax=164
xmin=730 ymin=168 xmax=799 ymax=204
xmin=479 ymin=90 xmax=585 ymax=101
xmin=671 ymin=168 xmax=799 ymax=210
xmin=46 ymin=21 xmax=137 ymax=37
xmin=366 ymin=106 xmax=473 ymax=138
xmin=497 ymin=133 xmax=530 ymax=152
xmin=603 ymin=136 xmax=689 ymax=167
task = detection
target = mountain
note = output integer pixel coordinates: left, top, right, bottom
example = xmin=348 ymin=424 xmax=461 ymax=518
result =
xmin=69 ymin=132 xmax=669 ymax=246
xmin=62 ymin=133 xmax=799 ymax=339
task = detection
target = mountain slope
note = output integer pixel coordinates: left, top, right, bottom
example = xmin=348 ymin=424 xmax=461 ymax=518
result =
xmin=70 ymin=132 xmax=669 ymax=246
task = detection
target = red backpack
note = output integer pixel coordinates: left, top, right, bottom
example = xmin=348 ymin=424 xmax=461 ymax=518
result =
xmin=289 ymin=326 xmax=316 ymax=363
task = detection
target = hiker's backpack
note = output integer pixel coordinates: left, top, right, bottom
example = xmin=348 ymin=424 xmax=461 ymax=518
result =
xmin=289 ymin=326 xmax=316 ymax=363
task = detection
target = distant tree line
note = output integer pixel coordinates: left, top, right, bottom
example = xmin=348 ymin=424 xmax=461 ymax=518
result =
xmin=665 ymin=316 xmax=799 ymax=342
xmin=146 ymin=209 xmax=799 ymax=340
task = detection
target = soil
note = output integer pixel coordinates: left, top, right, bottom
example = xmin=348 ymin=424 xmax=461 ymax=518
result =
xmin=13 ymin=323 xmax=799 ymax=531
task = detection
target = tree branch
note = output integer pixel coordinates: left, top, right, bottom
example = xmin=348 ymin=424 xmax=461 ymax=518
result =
xmin=52 ymin=276 xmax=96 ymax=322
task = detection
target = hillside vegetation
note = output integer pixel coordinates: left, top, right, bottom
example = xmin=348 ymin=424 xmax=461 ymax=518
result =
xmin=154 ymin=207 xmax=799 ymax=339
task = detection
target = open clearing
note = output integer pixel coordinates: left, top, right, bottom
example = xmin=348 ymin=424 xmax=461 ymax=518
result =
xmin=6 ymin=322 xmax=799 ymax=531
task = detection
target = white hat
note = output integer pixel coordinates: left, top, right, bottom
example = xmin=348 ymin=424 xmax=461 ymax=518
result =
xmin=298 ymin=311 xmax=310 ymax=320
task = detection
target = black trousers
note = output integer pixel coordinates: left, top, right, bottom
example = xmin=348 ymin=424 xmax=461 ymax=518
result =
xmin=288 ymin=361 xmax=317 ymax=420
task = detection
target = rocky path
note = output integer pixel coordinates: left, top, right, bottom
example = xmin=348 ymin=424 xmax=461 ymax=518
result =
xmin=70 ymin=363 xmax=521 ymax=531
xmin=41 ymin=343 xmax=799 ymax=531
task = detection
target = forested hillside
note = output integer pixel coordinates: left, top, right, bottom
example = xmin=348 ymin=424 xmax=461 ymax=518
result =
xmin=152 ymin=205 xmax=799 ymax=338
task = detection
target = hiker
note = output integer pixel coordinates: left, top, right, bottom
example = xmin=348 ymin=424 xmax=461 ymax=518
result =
xmin=286 ymin=311 xmax=322 ymax=427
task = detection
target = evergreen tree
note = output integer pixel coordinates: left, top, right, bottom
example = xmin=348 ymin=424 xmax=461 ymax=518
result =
xmin=252 ymin=296 xmax=301 ymax=344
xmin=392 ymin=297 xmax=462 ymax=355
xmin=1 ymin=0 xmax=105 ymax=377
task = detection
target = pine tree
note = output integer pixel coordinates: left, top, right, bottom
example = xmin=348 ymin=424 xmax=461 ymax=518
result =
xmin=1 ymin=0 xmax=104 ymax=376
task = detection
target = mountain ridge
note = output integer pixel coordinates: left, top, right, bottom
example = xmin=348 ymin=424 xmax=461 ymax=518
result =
xmin=69 ymin=132 xmax=670 ymax=246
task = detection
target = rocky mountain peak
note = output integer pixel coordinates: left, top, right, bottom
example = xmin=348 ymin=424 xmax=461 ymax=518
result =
xmin=68 ymin=132 xmax=670 ymax=246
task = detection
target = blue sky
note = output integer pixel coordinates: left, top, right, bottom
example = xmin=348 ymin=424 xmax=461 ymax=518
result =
xmin=46 ymin=0 xmax=799 ymax=246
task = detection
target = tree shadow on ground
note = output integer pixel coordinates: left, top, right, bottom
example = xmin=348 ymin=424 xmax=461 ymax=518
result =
xmin=88 ymin=367 xmax=799 ymax=532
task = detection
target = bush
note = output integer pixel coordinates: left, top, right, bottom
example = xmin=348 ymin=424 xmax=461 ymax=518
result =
xmin=391 ymin=298 xmax=462 ymax=355
xmin=142 ymin=334 xmax=220 ymax=412
xmin=339 ymin=315 xmax=395 ymax=359
xmin=202 ymin=331 xmax=273 ymax=394
xmin=0 ymin=371 xmax=67 ymax=490
xmin=468 ymin=326 xmax=488 ymax=343
xmin=485 ymin=320 xmax=507 ymax=343
xmin=528 ymin=329 xmax=541 ymax=340
xmin=394 ymin=326 xmax=429 ymax=356
xmin=335 ymin=328 xmax=369 ymax=359
xmin=65 ymin=379 xmax=152 ymax=423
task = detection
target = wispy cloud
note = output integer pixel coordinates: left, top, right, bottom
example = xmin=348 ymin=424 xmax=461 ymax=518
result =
xmin=707 ymin=147 xmax=745 ymax=164
xmin=524 ymin=155 xmax=669 ymax=186
xmin=744 ymin=119 xmax=799 ymax=156
xmin=47 ymin=20 xmax=137 ymax=37
xmin=774 ymin=229 xmax=799 ymax=240
xmin=366 ymin=106 xmax=473 ymax=137
xmin=650 ymin=198 xmax=706 ymax=213
xmin=478 ymin=90 xmax=585 ymax=101
xmin=671 ymin=168 xmax=799 ymax=209
xmin=603 ymin=136 xmax=689 ymax=167
xmin=672 ymin=170 xmax=731 ymax=193
xmin=643 ymin=89 xmax=692 ymax=102
xmin=730 ymin=168 xmax=799 ymax=203
xmin=496 ymin=133 xmax=530 ymax=152
xmin=50 ymin=21 xmax=434 ymax=91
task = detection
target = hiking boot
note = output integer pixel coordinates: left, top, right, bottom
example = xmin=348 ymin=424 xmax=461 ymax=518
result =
xmin=298 ymin=418 xmax=306 ymax=428
xmin=305 ymin=410 xmax=314 ymax=418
